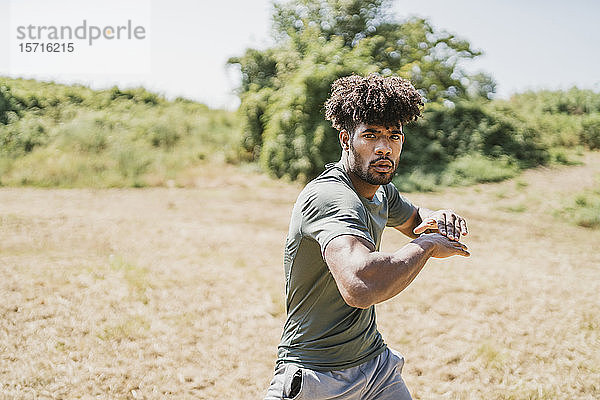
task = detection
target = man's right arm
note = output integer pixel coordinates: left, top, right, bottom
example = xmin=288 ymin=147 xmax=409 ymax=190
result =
xmin=323 ymin=233 xmax=469 ymax=309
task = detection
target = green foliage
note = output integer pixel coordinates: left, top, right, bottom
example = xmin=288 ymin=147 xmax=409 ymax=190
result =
xmin=228 ymin=49 xmax=279 ymax=94
xmin=392 ymin=169 xmax=439 ymax=192
xmin=272 ymin=0 xmax=391 ymax=47
xmin=271 ymin=0 xmax=485 ymax=103
xmin=499 ymin=89 xmax=600 ymax=149
xmin=391 ymin=88 xmax=600 ymax=191
xmin=394 ymin=154 xmax=519 ymax=192
xmin=230 ymin=1 xmax=600 ymax=187
xmin=0 ymin=85 xmax=23 ymax=124
xmin=230 ymin=0 xmax=496 ymax=181
xmin=580 ymin=114 xmax=600 ymax=149
xmin=547 ymin=147 xmax=583 ymax=166
xmin=0 ymin=117 xmax=49 ymax=156
xmin=108 ymin=86 xmax=162 ymax=105
xmin=53 ymin=113 xmax=112 ymax=154
xmin=259 ymin=34 xmax=365 ymax=180
xmin=557 ymin=185 xmax=600 ymax=229
xmin=115 ymin=146 xmax=153 ymax=183
xmin=442 ymin=154 xmax=520 ymax=185
xmin=0 ymin=77 xmax=241 ymax=188
xmin=402 ymin=101 xmax=548 ymax=170
xmin=237 ymin=87 xmax=274 ymax=160
xmin=509 ymin=88 xmax=600 ymax=116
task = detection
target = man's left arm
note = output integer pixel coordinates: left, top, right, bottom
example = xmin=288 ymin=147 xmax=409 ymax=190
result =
xmin=394 ymin=205 xmax=468 ymax=241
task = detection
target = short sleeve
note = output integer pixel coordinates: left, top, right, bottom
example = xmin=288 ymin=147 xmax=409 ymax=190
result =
xmin=301 ymin=183 xmax=374 ymax=255
xmin=384 ymin=183 xmax=415 ymax=227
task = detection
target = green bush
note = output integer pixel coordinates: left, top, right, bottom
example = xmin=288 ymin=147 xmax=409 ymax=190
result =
xmin=0 ymin=77 xmax=242 ymax=188
xmin=500 ymin=89 xmax=600 ymax=151
xmin=394 ymin=154 xmax=519 ymax=192
xmin=259 ymin=39 xmax=360 ymax=180
xmin=399 ymin=101 xmax=548 ymax=176
xmin=145 ymin=123 xmax=181 ymax=149
xmin=237 ymin=87 xmax=273 ymax=160
xmin=547 ymin=147 xmax=583 ymax=166
xmin=0 ymin=117 xmax=49 ymax=155
xmin=0 ymin=85 xmax=23 ymax=124
xmin=393 ymin=169 xmax=440 ymax=192
xmin=2 ymin=147 xmax=112 ymax=187
xmin=442 ymin=154 xmax=520 ymax=185
xmin=508 ymin=88 xmax=600 ymax=116
xmin=54 ymin=115 xmax=111 ymax=154
xmin=557 ymin=186 xmax=600 ymax=229
xmin=115 ymin=147 xmax=152 ymax=181
xmin=109 ymin=86 xmax=162 ymax=105
xmin=580 ymin=114 xmax=600 ymax=149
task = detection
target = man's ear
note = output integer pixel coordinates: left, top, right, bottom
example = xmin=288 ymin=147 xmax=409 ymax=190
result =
xmin=339 ymin=130 xmax=350 ymax=151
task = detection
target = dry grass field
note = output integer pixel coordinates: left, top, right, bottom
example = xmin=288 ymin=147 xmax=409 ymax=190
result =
xmin=1 ymin=157 xmax=599 ymax=400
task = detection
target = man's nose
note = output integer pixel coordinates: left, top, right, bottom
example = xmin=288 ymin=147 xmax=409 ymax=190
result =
xmin=375 ymin=140 xmax=392 ymax=156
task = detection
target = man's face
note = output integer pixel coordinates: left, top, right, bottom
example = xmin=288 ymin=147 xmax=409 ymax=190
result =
xmin=346 ymin=123 xmax=404 ymax=186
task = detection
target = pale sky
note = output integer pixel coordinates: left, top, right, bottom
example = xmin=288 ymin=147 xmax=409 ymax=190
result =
xmin=1 ymin=0 xmax=599 ymax=109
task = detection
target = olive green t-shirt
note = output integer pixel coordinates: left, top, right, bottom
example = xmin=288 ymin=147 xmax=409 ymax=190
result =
xmin=277 ymin=162 xmax=414 ymax=371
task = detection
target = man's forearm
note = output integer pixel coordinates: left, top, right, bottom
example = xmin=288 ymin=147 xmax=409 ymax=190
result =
xmin=418 ymin=207 xmax=434 ymax=224
xmin=400 ymin=206 xmax=435 ymax=239
xmin=416 ymin=206 xmax=435 ymax=227
xmin=354 ymin=236 xmax=436 ymax=307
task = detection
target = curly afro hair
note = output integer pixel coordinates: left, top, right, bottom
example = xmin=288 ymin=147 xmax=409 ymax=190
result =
xmin=324 ymin=74 xmax=423 ymax=133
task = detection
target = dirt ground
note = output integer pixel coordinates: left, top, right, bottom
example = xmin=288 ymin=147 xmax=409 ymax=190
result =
xmin=1 ymin=157 xmax=599 ymax=399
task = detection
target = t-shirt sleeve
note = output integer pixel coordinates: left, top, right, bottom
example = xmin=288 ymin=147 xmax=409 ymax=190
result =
xmin=301 ymin=183 xmax=374 ymax=255
xmin=385 ymin=183 xmax=415 ymax=227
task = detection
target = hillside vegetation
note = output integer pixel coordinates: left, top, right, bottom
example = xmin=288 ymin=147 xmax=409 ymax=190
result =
xmin=3 ymin=2 xmax=600 ymax=191
xmin=0 ymin=77 xmax=241 ymax=187
xmin=2 ymin=76 xmax=600 ymax=196
xmin=395 ymin=89 xmax=600 ymax=191
xmin=2 ymin=78 xmax=598 ymax=189
xmin=230 ymin=0 xmax=600 ymax=190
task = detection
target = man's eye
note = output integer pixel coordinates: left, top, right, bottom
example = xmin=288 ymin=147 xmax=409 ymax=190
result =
xmin=390 ymin=134 xmax=402 ymax=140
xmin=364 ymin=134 xmax=376 ymax=138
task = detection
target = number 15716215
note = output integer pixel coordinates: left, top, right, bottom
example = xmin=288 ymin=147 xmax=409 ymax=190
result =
xmin=19 ymin=42 xmax=74 ymax=52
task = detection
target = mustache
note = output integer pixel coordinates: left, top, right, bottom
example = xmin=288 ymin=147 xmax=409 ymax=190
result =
xmin=370 ymin=157 xmax=394 ymax=167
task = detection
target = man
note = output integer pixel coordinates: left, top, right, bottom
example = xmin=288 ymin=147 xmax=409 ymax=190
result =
xmin=264 ymin=74 xmax=470 ymax=400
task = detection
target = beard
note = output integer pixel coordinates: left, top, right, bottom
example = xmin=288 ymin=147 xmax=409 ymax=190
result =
xmin=348 ymin=143 xmax=399 ymax=185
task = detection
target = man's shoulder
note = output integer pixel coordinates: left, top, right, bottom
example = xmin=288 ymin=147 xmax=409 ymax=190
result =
xmin=311 ymin=162 xmax=349 ymax=185
xmin=299 ymin=163 xmax=358 ymax=206
xmin=381 ymin=181 xmax=400 ymax=197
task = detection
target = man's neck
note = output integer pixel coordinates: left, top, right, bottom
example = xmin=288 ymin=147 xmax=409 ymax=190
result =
xmin=340 ymin=157 xmax=379 ymax=200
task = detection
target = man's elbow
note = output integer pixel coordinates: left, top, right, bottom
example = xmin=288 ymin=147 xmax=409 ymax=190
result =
xmin=341 ymin=284 xmax=375 ymax=309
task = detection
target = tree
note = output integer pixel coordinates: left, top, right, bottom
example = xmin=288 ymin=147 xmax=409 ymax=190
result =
xmin=229 ymin=0 xmax=496 ymax=180
xmin=272 ymin=0 xmax=392 ymax=47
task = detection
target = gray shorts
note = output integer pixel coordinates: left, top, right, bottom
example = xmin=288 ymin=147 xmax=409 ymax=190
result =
xmin=264 ymin=348 xmax=412 ymax=400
